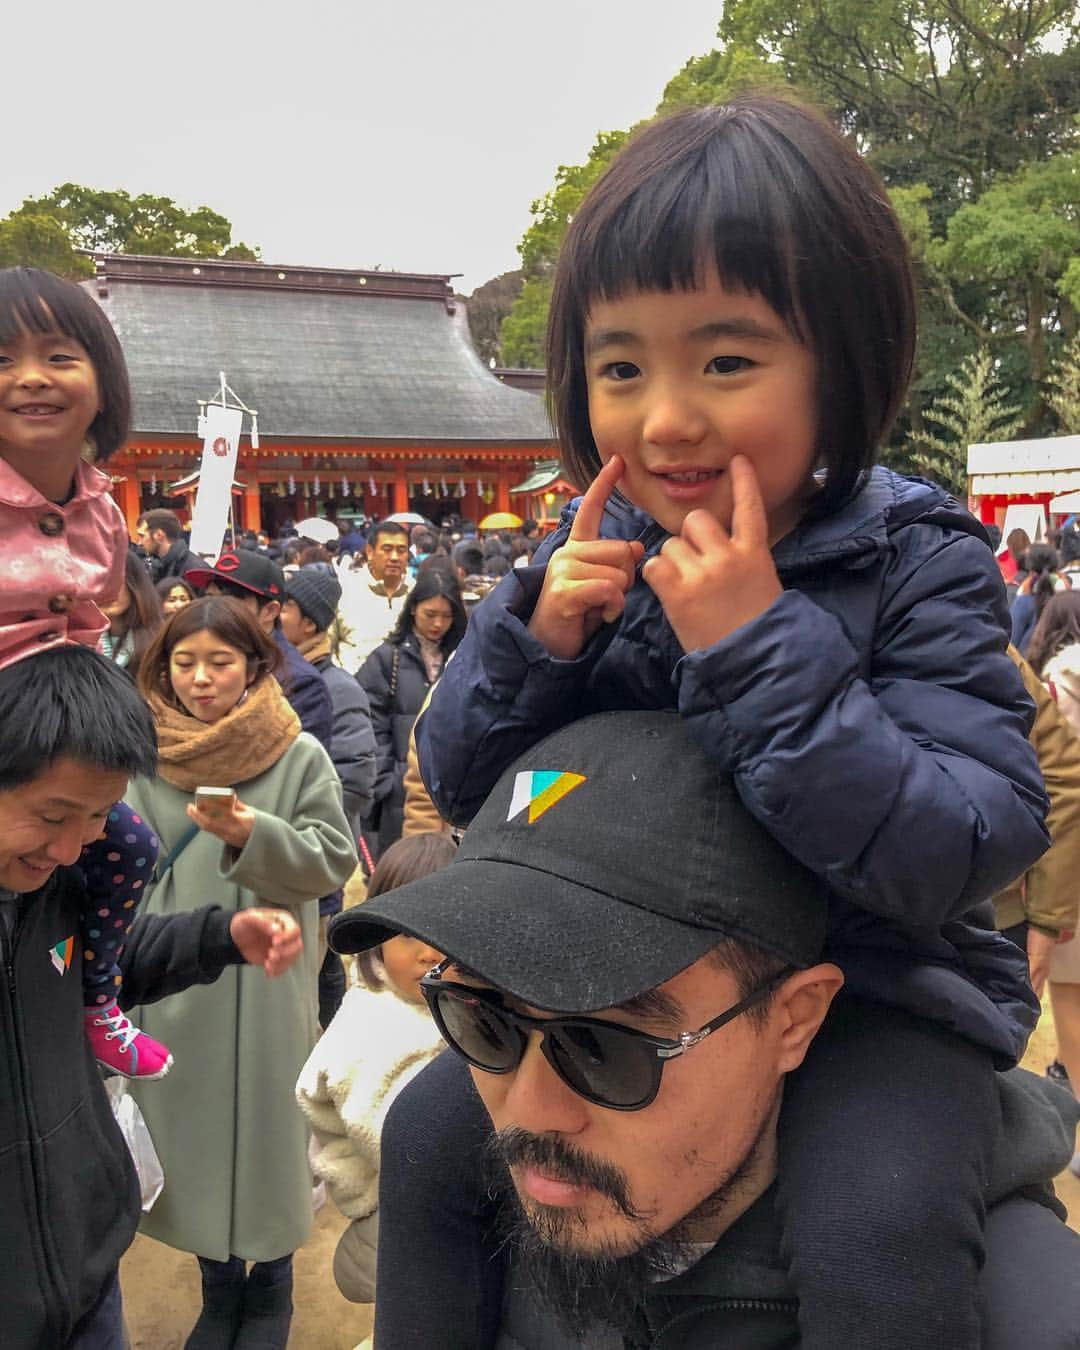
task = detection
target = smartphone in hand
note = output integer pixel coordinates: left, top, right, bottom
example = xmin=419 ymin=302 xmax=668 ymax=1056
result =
xmin=194 ymin=786 xmax=237 ymax=821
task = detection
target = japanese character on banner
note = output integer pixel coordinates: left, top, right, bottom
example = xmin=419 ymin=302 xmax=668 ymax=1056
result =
xmin=369 ymin=477 xmax=377 ymax=497
xmin=150 ymin=473 xmax=157 ymax=495
xmin=342 ymin=477 xmax=350 ymax=498
xmin=288 ymin=474 xmax=296 ymax=496
xmin=313 ymin=475 xmax=321 ymax=496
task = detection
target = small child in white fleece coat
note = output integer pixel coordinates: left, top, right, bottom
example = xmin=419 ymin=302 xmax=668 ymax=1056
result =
xmin=295 ymin=834 xmax=454 ymax=1303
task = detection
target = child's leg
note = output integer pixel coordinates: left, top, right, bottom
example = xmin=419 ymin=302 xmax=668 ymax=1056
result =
xmin=776 ymin=995 xmax=999 ymax=1350
xmin=375 ymin=1049 xmax=505 ymax=1350
xmin=80 ymin=803 xmax=171 ymax=1079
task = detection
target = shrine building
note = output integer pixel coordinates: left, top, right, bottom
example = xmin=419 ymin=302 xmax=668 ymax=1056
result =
xmin=89 ymin=253 xmax=557 ymax=535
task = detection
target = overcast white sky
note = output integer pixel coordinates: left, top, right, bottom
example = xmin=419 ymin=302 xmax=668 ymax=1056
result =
xmin=7 ymin=2 xmax=721 ymax=292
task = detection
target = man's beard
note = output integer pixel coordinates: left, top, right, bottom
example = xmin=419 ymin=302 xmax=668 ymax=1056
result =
xmin=485 ymin=1125 xmax=762 ymax=1341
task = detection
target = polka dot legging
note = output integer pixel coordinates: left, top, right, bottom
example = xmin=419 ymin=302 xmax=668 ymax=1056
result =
xmin=78 ymin=801 xmax=159 ymax=1009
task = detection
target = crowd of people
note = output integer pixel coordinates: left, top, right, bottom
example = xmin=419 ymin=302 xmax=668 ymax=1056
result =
xmin=2 ymin=87 xmax=1080 ymax=1350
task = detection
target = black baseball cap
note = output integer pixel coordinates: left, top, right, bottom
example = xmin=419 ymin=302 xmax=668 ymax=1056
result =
xmin=187 ymin=550 xmax=286 ymax=600
xmin=329 ymin=711 xmax=828 ymax=1012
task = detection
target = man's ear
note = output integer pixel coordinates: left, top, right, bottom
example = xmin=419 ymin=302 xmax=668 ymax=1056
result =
xmin=773 ymin=964 xmax=844 ymax=1075
xmin=259 ymin=599 xmax=281 ymax=633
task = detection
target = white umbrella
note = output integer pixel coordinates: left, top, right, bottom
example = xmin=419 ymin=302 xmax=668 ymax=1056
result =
xmin=384 ymin=511 xmax=428 ymax=526
xmin=294 ymin=516 xmax=339 ymax=545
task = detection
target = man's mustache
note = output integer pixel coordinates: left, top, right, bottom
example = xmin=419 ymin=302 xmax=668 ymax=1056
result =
xmin=489 ymin=1126 xmax=646 ymax=1222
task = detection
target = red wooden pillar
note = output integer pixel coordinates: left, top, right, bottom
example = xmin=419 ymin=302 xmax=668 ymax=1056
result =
xmin=114 ymin=472 xmax=142 ymax=538
xmin=243 ymin=481 xmax=262 ymax=533
xmin=392 ymin=464 xmax=409 ymax=514
xmin=495 ymin=464 xmax=510 ymax=514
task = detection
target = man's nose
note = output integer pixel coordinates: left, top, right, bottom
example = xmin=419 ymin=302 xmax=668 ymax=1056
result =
xmin=503 ymin=1033 xmax=589 ymax=1136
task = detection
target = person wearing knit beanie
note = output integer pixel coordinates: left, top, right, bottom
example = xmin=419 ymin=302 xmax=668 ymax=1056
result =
xmin=284 ymin=566 xmax=342 ymax=636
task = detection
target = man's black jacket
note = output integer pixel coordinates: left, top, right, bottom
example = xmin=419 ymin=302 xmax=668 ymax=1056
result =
xmin=0 ymin=867 xmax=242 ymax=1348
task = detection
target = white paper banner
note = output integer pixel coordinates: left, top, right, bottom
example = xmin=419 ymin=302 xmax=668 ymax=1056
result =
xmin=189 ymin=404 xmax=243 ymax=557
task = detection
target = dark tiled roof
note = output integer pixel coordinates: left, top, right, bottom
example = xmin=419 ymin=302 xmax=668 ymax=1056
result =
xmin=91 ymin=258 xmax=554 ymax=444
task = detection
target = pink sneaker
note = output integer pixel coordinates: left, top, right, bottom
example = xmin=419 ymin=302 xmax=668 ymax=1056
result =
xmin=85 ymin=1002 xmax=173 ymax=1080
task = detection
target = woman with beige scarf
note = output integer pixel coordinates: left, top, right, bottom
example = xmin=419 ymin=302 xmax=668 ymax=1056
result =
xmin=126 ymin=596 xmax=357 ymax=1350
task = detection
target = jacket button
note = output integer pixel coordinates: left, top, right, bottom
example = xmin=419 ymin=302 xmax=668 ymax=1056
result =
xmin=48 ymin=594 xmax=74 ymax=614
xmin=38 ymin=512 xmax=65 ymax=537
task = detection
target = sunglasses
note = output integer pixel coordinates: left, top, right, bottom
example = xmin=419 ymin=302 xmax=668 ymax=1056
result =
xmin=420 ymin=960 xmax=793 ymax=1111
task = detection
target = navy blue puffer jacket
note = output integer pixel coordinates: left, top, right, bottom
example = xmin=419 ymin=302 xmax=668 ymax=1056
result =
xmin=418 ymin=468 xmax=1049 ymax=1062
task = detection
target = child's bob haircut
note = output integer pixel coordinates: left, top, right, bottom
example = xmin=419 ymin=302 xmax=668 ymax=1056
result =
xmin=0 ymin=266 xmax=132 ymax=463
xmin=548 ymin=94 xmax=916 ymax=520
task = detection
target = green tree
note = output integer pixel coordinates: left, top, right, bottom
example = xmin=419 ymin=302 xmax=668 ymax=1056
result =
xmin=0 ymin=214 xmax=91 ymax=278
xmin=931 ymin=152 xmax=1080 ymax=393
xmin=1 ymin=184 xmax=258 ymax=267
xmin=715 ymin=0 xmax=1080 ymax=196
xmin=909 ymin=348 xmax=1024 ymax=495
xmin=1047 ymin=335 xmax=1080 ymax=433
xmin=500 ymin=277 xmax=553 ymax=368
xmin=463 ymin=269 xmax=524 ymax=367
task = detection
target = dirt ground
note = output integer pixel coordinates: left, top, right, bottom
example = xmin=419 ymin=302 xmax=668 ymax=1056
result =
xmin=120 ymin=996 xmax=1079 ymax=1349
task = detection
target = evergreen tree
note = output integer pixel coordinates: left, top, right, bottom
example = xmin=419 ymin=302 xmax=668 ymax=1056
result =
xmin=909 ymin=349 xmax=1023 ymax=496
xmin=1047 ymin=335 xmax=1080 ymax=434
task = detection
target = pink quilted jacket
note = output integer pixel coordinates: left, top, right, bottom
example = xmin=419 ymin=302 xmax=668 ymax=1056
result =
xmin=0 ymin=457 xmax=129 ymax=672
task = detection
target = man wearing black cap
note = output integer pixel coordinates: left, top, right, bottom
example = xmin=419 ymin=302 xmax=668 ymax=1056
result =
xmin=331 ymin=712 xmax=1080 ymax=1350
xmin=187 ymin=549 xmax=332 ymax=750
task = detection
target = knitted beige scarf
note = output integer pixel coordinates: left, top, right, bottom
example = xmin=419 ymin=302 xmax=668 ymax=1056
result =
xmin=295 ymin=632 xmax=333 ymax=666
xmin=149 ymin=675 xmax=301 ymax=792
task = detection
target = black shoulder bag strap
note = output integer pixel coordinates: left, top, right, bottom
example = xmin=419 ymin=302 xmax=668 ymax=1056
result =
xmin=153 ymin=821 xmax=200 ymax=883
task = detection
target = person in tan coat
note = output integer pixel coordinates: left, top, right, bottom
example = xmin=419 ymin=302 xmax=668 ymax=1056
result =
xmin=401 ymin=686 xmax=451 ymax=839
xmin=993 ymin=648 xmax=1080 ymax=997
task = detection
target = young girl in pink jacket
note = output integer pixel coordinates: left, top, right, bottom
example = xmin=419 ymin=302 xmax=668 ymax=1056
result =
xmin=0 ymin=265 xmax=170 ymax=1079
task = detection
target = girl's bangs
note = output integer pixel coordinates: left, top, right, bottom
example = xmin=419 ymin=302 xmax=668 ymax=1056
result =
xmin=0 ymin=268 xmax=104 ymax=351
xmin=573 ymin=136 xmax=805 ymax=340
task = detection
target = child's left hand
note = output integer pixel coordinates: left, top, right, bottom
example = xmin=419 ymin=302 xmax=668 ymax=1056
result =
xmin=642 ymin=456 xmax=783 ymax=652
xmin=187 ymin=796 xmax=256 ymax=850
xmin=229 ymin=907 xmax=303 ymax=977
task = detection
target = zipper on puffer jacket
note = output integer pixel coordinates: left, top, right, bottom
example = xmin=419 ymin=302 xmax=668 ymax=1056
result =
xmin=1 ymin=906 xmax=67 ymax=1343
xmin=645 ymin=1296 xmax=799 ymax=1348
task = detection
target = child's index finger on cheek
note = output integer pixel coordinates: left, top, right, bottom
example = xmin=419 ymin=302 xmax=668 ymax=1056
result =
xmin=729 ymin=455 xmax=768 ymax=545
xmin=569 ymin=454 xmax=623 ymax=543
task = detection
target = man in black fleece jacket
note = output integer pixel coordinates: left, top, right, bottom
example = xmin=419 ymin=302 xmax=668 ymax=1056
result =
xmin=0 ymin=647 xmax=304 ymax=1349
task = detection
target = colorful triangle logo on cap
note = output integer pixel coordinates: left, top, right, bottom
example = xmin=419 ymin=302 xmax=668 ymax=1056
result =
xmin=506 ymin=770 xmax=586 ymax=824
xmin=49 ymin=937 xmax=74 ymax=976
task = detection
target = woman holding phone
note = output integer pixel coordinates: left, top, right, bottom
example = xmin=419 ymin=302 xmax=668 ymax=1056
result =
xmin=126 ymin=596 xmax=357 ymax=1349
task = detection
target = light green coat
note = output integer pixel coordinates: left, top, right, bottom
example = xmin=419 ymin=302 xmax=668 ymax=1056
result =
xmin=127 ymin=733 xmax=357 ymax=1262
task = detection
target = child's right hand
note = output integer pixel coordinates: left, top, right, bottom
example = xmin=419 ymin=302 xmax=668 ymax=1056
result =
xmin=527 ymin=455 xmax=644 ymax=660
